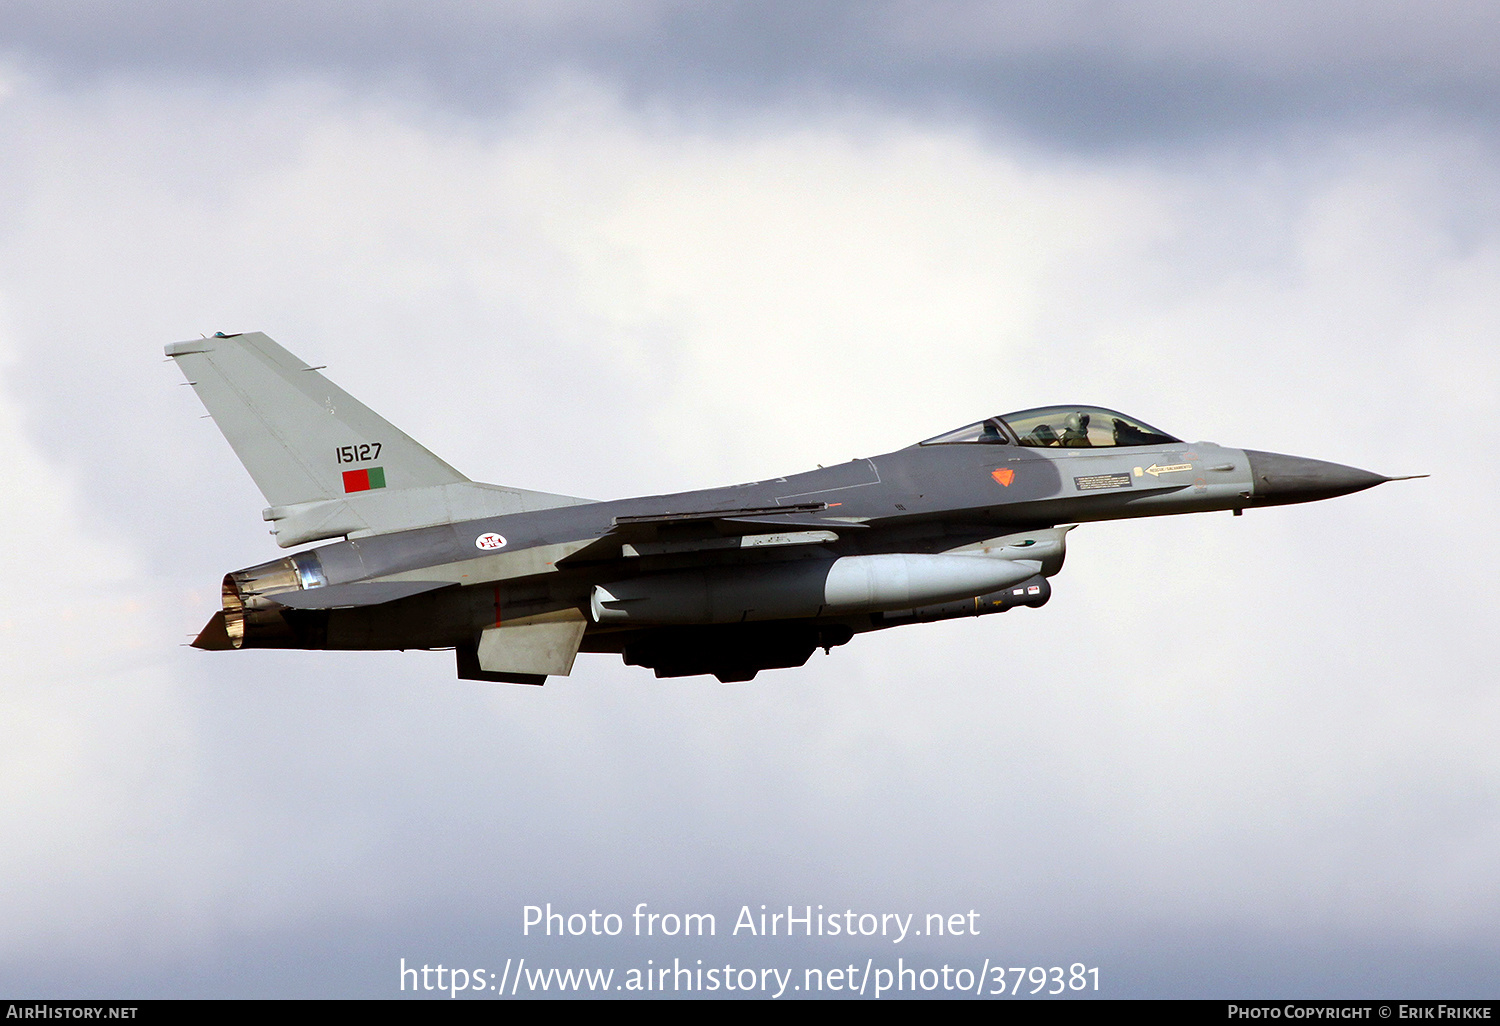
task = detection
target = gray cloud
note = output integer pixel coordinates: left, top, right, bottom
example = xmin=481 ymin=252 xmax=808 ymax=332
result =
xmin=3 ymin=1 xmax=1499 ymax=150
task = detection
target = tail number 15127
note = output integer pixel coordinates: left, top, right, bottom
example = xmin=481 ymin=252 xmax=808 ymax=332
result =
xmin=336 ymin=443 xmax=383 ymax=464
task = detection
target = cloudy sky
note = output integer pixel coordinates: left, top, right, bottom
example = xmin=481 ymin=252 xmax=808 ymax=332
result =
xmin=1 ymin=1 xmax=1496 ymax=999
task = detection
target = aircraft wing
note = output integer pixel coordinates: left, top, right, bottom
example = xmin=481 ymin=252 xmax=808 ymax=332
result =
xmin=557 ymin=502 xmax=864 ymax=564
xmin=271 ymin=580 xmax=454 ymax=609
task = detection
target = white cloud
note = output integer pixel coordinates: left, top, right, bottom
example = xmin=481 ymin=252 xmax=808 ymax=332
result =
xmin=0 ymin=309 xmax=208 ymax=957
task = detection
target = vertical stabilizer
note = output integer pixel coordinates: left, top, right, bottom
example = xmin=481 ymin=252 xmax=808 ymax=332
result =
xmin=166 ymin=332 xmax=467 ymax=507
xmin=168 ymin=331 xmax=594 ymax=546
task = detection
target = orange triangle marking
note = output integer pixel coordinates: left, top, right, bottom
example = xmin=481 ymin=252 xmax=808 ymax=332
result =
xmin=991 ymin=468 xmax=1015 ymax=487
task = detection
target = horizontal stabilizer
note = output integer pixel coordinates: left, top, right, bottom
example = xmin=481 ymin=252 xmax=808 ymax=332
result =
xmin=273 ymin=580 xmax=452 ymax=609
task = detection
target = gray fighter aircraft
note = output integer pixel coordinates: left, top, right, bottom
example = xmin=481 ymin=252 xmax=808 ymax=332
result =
xmin=169 ymin=332 xmax=1416 ymax=683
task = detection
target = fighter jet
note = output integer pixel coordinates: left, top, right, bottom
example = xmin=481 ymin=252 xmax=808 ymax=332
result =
xmin=169 ymin=332 xmax=1417 ymax=683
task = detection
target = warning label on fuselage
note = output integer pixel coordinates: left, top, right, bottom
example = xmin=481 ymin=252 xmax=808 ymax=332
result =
xmin=1074 ymin=473 xmax=1133 ymax=491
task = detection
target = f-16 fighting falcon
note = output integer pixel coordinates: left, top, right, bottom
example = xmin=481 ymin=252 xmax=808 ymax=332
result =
xmin=169 ymin=332 xmax=1419 ymax=683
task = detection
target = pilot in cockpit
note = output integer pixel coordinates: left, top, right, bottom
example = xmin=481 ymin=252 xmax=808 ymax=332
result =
xmin=1059 ymin=412 xmax=1091 ymax=447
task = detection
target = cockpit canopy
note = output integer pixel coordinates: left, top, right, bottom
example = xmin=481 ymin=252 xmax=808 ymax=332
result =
xmin=920 ymin=406 xmax=1181 ymax=449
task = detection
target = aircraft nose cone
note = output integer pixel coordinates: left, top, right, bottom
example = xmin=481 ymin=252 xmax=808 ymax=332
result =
xmin=1243 ymin=449 xmax=1389 ymax=506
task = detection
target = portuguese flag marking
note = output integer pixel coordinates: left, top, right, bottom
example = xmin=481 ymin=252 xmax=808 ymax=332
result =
xmin=343 ymin=467 xmax=386 ymax=493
